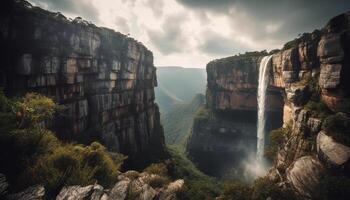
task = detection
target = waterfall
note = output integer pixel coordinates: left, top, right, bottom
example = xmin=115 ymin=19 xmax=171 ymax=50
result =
xmin=257 ymin=55 xmax=272 ymax=161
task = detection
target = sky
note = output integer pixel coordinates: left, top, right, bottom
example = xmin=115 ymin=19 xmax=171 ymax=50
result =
xmin=29 ymin=0 xmax=350 ymax=68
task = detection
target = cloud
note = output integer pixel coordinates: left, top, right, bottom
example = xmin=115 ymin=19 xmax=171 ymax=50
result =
xmin=29 ymin=0 xmax=100 ymax=22
xmin=146 ymin=0 xmax=165 ymax=17
xmin=198 ymin=31 xmax=249 ymax=56
xmin=114 ymin=16 xmax=130 ymax=34
xmin=147 ymin=15 xmax=188 ymax=55
xmin=27 ymin=0 xmax=350 ymax=68
xmin=176 ymin=0 xmax=235 ymax=11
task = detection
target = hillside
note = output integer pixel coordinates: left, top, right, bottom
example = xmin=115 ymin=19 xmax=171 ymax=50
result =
xmin=162 ymin=94 xmax=205 ymax=145
xmin=155 ymin=67 xmax=206 ymax=113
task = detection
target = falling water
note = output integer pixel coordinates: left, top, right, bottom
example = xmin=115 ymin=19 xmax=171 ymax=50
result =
xmin=257 ymin=55 xmax=272 ymax=161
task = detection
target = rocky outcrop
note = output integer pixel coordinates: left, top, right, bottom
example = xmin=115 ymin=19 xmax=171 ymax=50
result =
xmin=6 ymin=185 xmax=45 ymax=200
xmin=317 ymin=131 xmax=350 ymax=171
xmin=189 ymin=9 xmax=350 ymax=198
xmin=267 ymin=11 xmax=350 ymax=199
xmin=0 ymin=0 xmax=165 ymax=166
xmin=56 ymin=172 xmax=183 ymax=200
xmin=286 ymin=156 xmax=325 ymax=198
xmin=2 ymin=172 xmax=183 ymax=200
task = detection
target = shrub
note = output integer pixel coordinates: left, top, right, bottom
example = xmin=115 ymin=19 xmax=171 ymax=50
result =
xmin=221 ymin=180 xmax=251 ymax=200
xmin=176 ymin=180 xmax=218 ymax=200
xmin=144 ymin=175 xmax=169 ymax=188
xmin=335 ymin=98 xmax=350 ymax=114
xmin=14 ymin=93 xmax=57 ymax=128
xmin=251 ymin=177 xmax=296 ymax=200
xmin=194 ymin=106 xmax=211 ymax=122
xmin=322 ymin=113 xmax=350 ymax=146
xmin=304 ymin=100 xmax=332 ymax=119
xmin=264 ymin=128 xmax=287 ymax=161
xmin=125 ymin=171 xmax=140 ymax=180
xmin=0 ymin=92 xmax=125 ymax=197
xmin=314 ymin=173 xmax=350 ymax=200
xmin=166 ymin=147 xmax=220 ymax=200
xmin=143 ymin=163 xmax=168 ymax=176
xmin=27 ymin=142 xmax=125 ymax=196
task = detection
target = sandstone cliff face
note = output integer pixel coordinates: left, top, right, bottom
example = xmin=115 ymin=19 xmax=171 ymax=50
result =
xmin=0 ymin=0 xmax=164 ymax=166
xmin=189 ymin=10 xmax=350 ymax=197
xmin=206 ymin=53 xmax=284 ymax=112
xmin=267 ymin=11 xmax=350 ymax=198
xmin=188 ymin=53 xmax=284 ymax=179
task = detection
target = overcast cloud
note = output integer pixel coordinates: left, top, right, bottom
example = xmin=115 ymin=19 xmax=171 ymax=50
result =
xmin=29 ymin=0 xmax=350 ymax=68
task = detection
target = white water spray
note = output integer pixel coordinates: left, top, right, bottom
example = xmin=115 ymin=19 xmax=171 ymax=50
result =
xmin=257 ymin=55 xmax=272 ymax=161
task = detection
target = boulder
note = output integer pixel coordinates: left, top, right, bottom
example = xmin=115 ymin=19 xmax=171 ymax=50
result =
xmin=317 ymin=131 xmax=350 ymax=171
xmin=56 ymin=185 xmax=96 ymax=200
xmin=286 ymin=156 xmax=325 ymax=198
xmin=108 ymin=178 xmax=131 ymax=200
xmin=6 ymin=185 xmax=45 ymax=200
xmin=158 ymin=179 xmax=184 ymax=200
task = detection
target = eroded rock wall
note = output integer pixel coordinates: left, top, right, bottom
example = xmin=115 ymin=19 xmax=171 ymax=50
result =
xmin=189 ymin=11 xmax=350 ymax=194
xmin=188 ymin=53 xmax=284 ymax=178
xmin=267 ymin=11 xmax=350 ymax=199
xmin=0 ymin=0 xmax=165 ymax=166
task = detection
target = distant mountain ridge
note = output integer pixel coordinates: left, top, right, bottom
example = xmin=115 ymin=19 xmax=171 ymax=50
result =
xmin=155 ymin=66 xmax=207 ymax=113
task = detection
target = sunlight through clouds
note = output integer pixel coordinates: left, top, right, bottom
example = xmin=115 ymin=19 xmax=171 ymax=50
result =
xmin=29 ymin=0 xmax=350 ymax=68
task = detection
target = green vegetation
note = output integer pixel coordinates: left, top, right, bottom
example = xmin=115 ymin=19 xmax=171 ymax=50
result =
xmin=166 ymin=146 xmax=221 ymax=200
xmin=264 ymin=123 xmax=292 ymax=161
xmin=334 ymin=98 xmax=350 ymax=114
xmin=304 ymin=100 xmax=332 ymax=119
xmin=322 ymin=113 xmax=350 ymax=146
xmin=0 ymin=91 xmax=125 ymax=197
xmin=194 ymin=106 xmax=212 ymax=122
xmin=218 ymin=177 xmax=296 ymax=200
xmin=162 ymin=94 xmax=205 ymax=145
xmin=314 ymin=173 xmax=350 ymax=200
xmin=221 ymin=180 xmax=251 ymax=200
xmin=251 ymin=177 xmax=296 ymax=200
xmin=155 ymin=67 xmax=206 ymax=114
xmin=144 ymin=175 xmax=170 ymax=188
xmin=144 ymin=163 xmax=168 ymax=176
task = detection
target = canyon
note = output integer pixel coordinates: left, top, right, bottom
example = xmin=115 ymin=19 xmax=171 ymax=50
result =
xmin=0 ymin=0 xmax=350 ymax=199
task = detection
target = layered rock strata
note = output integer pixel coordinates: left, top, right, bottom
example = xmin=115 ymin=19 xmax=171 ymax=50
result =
xmin=189 ymin=10 xmax=350 ymax=198
xmin=187 ymin=53 xmax=284 ymax=178
xmin=0 ymin=0 xmax=165 ymax=166
xmin=267 ymin=11 xmax=350 ymax=198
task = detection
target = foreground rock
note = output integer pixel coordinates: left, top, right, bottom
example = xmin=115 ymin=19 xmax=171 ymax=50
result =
xmin=6 ymin=185 xmax=45 ymax=200
xmin=317 ymin=131 xmax=350 ymax=171
xmin=2 ymin=171 xmax=183 ymax=200
xmin=56 ymin=172 xmax=183 ymax=200
xmin=286 ymin=156 xmax=325 ymax=198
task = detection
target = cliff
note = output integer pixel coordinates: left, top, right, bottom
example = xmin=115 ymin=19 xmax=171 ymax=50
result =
xmin=0 ymin=0 xmax=165 ymax=166
xmin=188 ymin=10 xmax=350 ymax=197
xmin=188 ymin=52 xmax=284 ymax=179
xmin=266 ymin=11 xmax=350 ymax=199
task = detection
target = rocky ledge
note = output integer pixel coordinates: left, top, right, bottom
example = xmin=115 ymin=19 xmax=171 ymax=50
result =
xmin=0 ymin=172 xmax=183 ymax=200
